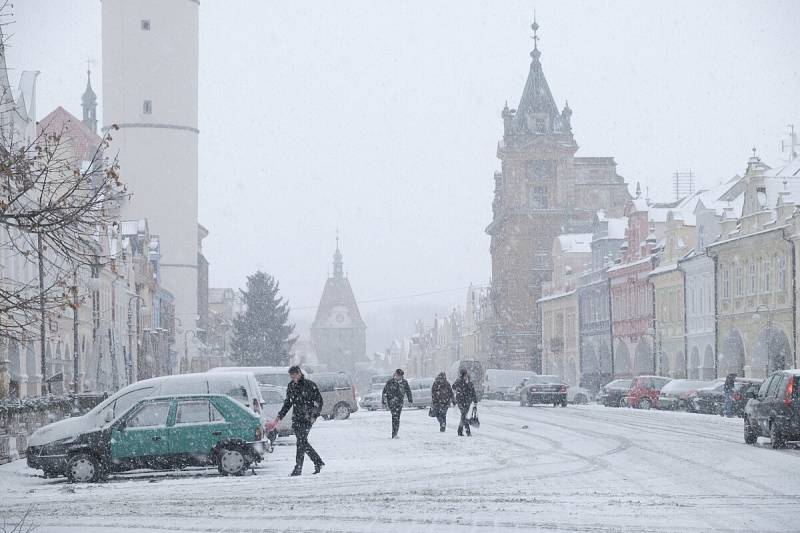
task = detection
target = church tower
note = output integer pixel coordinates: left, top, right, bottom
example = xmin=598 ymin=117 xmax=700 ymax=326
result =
xmin=102 ymin=1 xmax=199 ymax=365
xmin=487 ymin=19 xmax=630 ymax=372
xmin=81 ymin=68 xmax=97 ymax=134
xmin=310 ymin=238 xmax=367 ymax=374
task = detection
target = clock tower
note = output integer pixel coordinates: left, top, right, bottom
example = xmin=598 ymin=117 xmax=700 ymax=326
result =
xmin=310 ymin=239 xmax=367 ymax=373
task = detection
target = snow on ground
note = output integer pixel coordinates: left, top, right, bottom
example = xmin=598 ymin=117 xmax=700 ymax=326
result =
xmin=1 ymin=402 xmax=799 ymax=532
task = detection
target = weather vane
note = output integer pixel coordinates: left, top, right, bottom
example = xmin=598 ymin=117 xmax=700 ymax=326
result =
xmin=531 ymin=10 xmax=540 ymax=50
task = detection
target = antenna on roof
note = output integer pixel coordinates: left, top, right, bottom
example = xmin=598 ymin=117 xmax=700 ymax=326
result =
xmin=673 ymin=170 xmax=695 ymax=201
xmin=781 ymin=124 xmax=798 ymax=162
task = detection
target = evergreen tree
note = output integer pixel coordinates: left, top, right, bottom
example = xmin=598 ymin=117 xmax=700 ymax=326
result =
xmin=231 ymin=271 xmax=296 ymax=366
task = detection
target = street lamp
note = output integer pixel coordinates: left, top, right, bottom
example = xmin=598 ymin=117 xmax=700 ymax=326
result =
xmin=752 ymin=304 xmax=774 ymax=378
xmin=127 ymin=294 xmax=147 ymax=385
xmin=644 ymin=320 xmax=662 ymax=376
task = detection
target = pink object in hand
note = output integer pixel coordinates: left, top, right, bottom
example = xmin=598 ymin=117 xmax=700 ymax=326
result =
xmin=265 ymin=419 xmax=279 ymax=432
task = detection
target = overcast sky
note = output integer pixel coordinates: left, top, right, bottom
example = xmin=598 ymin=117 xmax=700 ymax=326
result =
xmin=10 ymin=0 xmax=800 ymax=349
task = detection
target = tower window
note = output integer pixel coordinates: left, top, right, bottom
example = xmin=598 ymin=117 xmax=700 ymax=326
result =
xmin=143 ymin=100 xmax=152 ymax=114
xmin=141 ymin=19 xmax=151 ymax=31
xmin=530 ymin=186 xmax=548 ymax=209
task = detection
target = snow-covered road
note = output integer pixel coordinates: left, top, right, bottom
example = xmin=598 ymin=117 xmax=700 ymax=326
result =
xmin=1 ymin=402 xmax=798 ymax=532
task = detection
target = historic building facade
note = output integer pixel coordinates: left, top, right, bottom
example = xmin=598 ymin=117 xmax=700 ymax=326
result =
xmin=577 ymin=213 xmax=627 ymax=390
xmin=708 ymin=155 xmax=799 ymax=378
xmin=539 ymin=234 xmax=591 ymax=386
xmin=649 ymin=210 xmax=696 ymax=378
xmin=311 ymin=242 xmax=367 ymax=374
xmin=486 ymin=22 xmax=630 ymax=371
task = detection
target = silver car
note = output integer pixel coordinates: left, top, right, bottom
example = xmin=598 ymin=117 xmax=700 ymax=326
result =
xmin=405 ymin=377 xmax=434 ymax=409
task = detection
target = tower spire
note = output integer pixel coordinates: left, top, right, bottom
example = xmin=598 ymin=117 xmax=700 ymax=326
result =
xmin=531 ymin=11 xmax=540 ymax=59
xmin=333 ymin=230 xmax=343 ymax=279
xmin=81 ymin=61 xmax=97 ymax=133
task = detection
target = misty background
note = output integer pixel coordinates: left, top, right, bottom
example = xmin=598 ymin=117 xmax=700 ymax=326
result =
xmin=11 ymin=0 xmax=800 ymax=354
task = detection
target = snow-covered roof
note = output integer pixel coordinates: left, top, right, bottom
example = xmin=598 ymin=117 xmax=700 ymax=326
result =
xmin=557 ymin=233 xmax=592 ymax=254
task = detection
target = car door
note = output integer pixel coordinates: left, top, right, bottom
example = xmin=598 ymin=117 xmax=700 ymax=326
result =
xmin=169 ymin=398 xmax=231 ymax=458
xmin=769 ymin=375 xmax=789 ymax=424
xmin=754 ymin=376 xmax=774 ymax=432
xmin=111 ymin=399 xmax=174 ymax=464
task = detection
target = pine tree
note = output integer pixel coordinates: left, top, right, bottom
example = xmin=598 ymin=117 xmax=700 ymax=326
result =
xmin=231 ymin=272 xmax=296 ymax=366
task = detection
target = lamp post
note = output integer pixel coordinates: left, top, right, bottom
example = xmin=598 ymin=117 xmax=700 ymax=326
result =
xmin=644 ymin=320 xmax=662 ymax=376
xmin=752 ymin=304 xmax=774 ymax=378
xmin=127 ymin=293 xmax=146 ymax=385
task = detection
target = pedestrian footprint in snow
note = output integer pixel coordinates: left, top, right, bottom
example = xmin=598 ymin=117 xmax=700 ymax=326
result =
xmin=382 ymin=369 xmax=413 ymax=438
xmin=266 ymin=366 xmax=325 ymax=476
xmin=430 ymin=372 xmax=455 ymax=432
xmin=452 ymin=369 xmax=478 ymax=437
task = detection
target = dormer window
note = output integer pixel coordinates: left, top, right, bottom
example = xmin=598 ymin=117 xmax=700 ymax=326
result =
xmin=534 ymin=116 xmax=547 ymax=133
xmin=143 ymin=100 xmax=152 ymax=114
xmin=141 ymin=19 xmax=151 ymax=31
xmin=756 ymin=187 xmax=767 ymax=209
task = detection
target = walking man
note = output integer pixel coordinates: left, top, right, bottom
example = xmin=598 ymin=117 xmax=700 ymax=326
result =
xmin=723 ymin=372 xmax=736 ymax=417
xmin=382 ymin=369 xmax=413 ymax=438
xmin=267 ymin=366 xmax=324 ymax=476
xmin=452 ymin=369 xmax=477 ymax=437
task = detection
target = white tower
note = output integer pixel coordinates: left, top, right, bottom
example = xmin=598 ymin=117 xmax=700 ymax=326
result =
xmin=102 ymin=0 xmax=199 ymax=368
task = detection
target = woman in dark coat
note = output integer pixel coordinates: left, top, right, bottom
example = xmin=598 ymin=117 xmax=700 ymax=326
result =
xmin=431 ymin=372 xmax=455 ymax=432
xmin=452 ymin=369 xmax=477 ymax=437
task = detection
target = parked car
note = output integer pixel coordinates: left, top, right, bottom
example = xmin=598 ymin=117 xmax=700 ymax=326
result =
xmin=359 ymin=383 xmax=385 ymax=411
xmin=519 ymin=375 xmax=568 ymax=407
xmin=692 ymin=378 xmax=763 ymax=416
xmin=27 ymin=372 xmax=265 ymax=455
xmin=568 ymin=386 xmax=591 ymax=405
xmin=484 ymin=369 xmax=537 ymax=400
xmin=405 ymin=377 xmax=435 ymax=408
xmin=657 ymin=379 xmax=710 ymax=410
xmin=690 ymin=378 xmax=726 ymax=414
xmin=314 ymin=372 xmax=359 ymax=419
xmin=27 ymin=394 xmax=267 ymax=482
xmin=209 ymin=366 xmax=306 ymax=387
xmin=599 ymin=379 xmax=632 ymax=407
xmin=626 ymin=376 xmax=671 ymax=409
xmin=744 ymin=370 xmax=800 ymax=448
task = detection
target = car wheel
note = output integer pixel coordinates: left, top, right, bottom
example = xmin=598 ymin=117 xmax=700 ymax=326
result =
xmin=743 ymin=417 xmax=758 ymax=445
xmin=332 ymin=403 xmax=351 ymax=420
xmin=769 ymin=423 xmax=785 ymax=449
xmin=639 ymin=398 xmax=652 ymax=410
xmin=66 ymin=452 xmax=100 ymax=483
xmin=218 ymin=446 xmax=247 ymax=476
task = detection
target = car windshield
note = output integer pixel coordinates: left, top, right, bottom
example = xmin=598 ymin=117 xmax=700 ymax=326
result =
xmin=530 ymin=376 xmax=562 ymax=384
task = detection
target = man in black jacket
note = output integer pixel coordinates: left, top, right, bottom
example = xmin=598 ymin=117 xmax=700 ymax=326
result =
xmin=269 ymin=366 xmax=324 ymax=476
xmin=452 ymin=369 xmax=477 ymax=437
xmin=382 ymin=369 xmax=413 ymax=438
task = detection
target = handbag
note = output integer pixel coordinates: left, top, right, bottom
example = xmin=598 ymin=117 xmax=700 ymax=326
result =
xmin=428 ymin=405 xmax=437 ymax=417
xmin=469 ymin=405 xmax=480 ymax=428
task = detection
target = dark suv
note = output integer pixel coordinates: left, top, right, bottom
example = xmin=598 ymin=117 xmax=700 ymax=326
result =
xmin=743 ymin=370 xmax=800 ymax=448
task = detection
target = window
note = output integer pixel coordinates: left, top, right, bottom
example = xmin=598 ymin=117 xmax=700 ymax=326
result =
xmin=763 ymin=257 xmax=772 ymax=292
xmin=97 ymin=387 xmax=155 ymax=423
xmin=758 ymin=377 xmax=773 ymax=397
xmin=736 ymin=265 xmax=743 ymax=296
xmin=126 ymin=401 xmax=171 ymax=428
xmin=756 ymin=187 xmax=767 ymax=209
xmin=778 ymin=256 xmax=787 ymax=291
xmin=176 ymin=400 xmax=224 ymax=424
xmin=748 ymin=261 xmax=756 ymax=294
xmin=143 ymin=99 xmax=152 ymax=114
xmin=722 ymin=268 xmax=730 ymax=299
xmin=141 ymin=19 xmax=151 ymax=31
xmin=766 ymin=375 xmax=783 ymax=398
xmin=534 ymin=117 xmax=546 ymax=133
xmin=530 ymin=186 xmax=548 ymax=209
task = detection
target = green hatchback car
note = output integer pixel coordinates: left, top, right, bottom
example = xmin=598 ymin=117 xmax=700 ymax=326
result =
xmin=27 ymin=394 xmax=269 ymax=482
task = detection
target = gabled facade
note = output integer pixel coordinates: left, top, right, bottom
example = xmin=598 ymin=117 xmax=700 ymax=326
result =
xmin=486 ymin=21 xmax=630 ymax=372
xmin=708 ymin=155 xmax=799 ymax=378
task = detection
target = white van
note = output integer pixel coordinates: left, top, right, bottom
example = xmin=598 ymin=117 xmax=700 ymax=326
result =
xmin=27 ymin=372 xmax=264 ymax=448
xmin=208 ymin=366 xmax=303 ymax=387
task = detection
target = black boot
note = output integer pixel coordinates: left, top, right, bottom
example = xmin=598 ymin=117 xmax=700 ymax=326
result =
xmin=289 ymin=466 xmax=302 ymax=477
xmin=440 ymin=426 xmax=446 ymax=432
xmin=313 ymin=461 xmax=324 ymax=474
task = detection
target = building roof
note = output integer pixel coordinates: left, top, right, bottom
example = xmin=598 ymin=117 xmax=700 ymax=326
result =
xmin=37 ymin=106 xmax=103 ymax=164
xmin=311 ymin=245 xmax=366 ymax=329
xmin=557 ymin=233 xmax=593 ymax=254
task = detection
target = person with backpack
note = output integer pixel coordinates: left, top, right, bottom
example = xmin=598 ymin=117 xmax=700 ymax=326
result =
xmin=722 ymin=372 xmax=737 ymax=417
xmin=452 ymin=369 xmax=478 ymax=437
xmin=430 ymin=372 xmax=455 ymax=432
xmin=382 ymin=369 xmax=413 ymax=438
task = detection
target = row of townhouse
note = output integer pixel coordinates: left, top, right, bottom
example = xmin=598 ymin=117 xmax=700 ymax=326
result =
xmin=539 ymin=152 xmax=800 ymax=392
xmin=0 ymin=43 xmax=177 ymax=399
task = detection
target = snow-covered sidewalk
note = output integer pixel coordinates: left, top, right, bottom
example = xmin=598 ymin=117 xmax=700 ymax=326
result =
xmin=1 ymin=403 xmax=798 ymax=532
